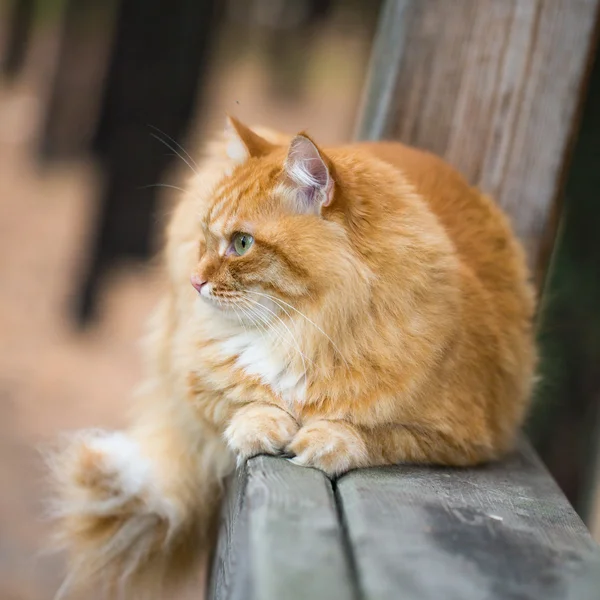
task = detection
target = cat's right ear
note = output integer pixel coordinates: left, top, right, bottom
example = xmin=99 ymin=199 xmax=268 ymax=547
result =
xmin=225 ymin=116 xmax=277 ymax=164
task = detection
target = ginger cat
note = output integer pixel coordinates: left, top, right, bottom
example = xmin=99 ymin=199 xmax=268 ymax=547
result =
xmin=49 ymin=117 xmax=536 ymax=596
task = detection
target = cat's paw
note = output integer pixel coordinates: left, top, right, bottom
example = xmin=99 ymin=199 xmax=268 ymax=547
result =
xmin=286 ymin=420 xmax=369 ymax=477
xmin=224 ymin=404 xmax=299 ymax=465
xmin=48 ymin=430 xmax=181 ymax=595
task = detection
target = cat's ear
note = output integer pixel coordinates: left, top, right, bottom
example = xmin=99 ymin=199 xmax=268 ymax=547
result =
xmin=225 ymin=115 xmax=276 ymax=164
xmin=283 ymin=134 xmax=334 ymax=215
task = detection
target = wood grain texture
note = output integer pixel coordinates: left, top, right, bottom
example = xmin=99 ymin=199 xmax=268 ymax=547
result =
xmin=208 ymin=458 xmax=249 ymax=600
xmin=336 ymin=437 xmax=600 ymax=600
xmin=357 ymin=0 xmax=600 ymax=271
xmin=208 ymin=455 xmax=356 ymax=600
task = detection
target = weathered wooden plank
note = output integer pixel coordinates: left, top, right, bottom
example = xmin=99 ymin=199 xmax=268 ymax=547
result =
xmin=566 ymin=560 xmax=600 ymax=600
xmin=337 ymin=437 xmax=600 ymax=600
xmin=208 ymin=455 xmax=356 ymax=600
xmin=357 ymin=0 xmax=600 ymax=275
xmin=208 ymin=457 xmax=250 ymax=600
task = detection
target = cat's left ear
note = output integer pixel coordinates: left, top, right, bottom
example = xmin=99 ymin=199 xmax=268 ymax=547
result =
xmin=283 ymin=134 xmax=334 ymax=215
xmin=225 ymin=115 xmax=277 ymax=164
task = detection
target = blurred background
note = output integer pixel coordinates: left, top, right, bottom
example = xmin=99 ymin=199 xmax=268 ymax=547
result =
xmin=0 ymin=1 xmax=599 ymax=599
xmin=0 ymin=1 xmax=381 ymax=598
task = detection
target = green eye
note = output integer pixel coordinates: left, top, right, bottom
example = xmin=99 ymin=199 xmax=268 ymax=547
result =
xmin=232 ymin=232 xmax=254 ymax=256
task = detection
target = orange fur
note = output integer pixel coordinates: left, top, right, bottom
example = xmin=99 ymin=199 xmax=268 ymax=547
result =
xmin=49 ymin=118 xmax=536 ymax=597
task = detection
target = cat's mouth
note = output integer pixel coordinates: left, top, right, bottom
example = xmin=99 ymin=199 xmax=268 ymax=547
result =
xmin=191 ymin=278 xmax=282 ymax=325
xmin=194 ymin=283 xmax=244 ymax=312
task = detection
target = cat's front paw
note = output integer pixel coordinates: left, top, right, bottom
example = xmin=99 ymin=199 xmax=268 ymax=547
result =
xmin=48 ymin=430 xmax=181 ymax=594
xmin=287 ymin=420 xmax=369 ymax=477
xmin=224 ymin=404 xmax=299 ymax=465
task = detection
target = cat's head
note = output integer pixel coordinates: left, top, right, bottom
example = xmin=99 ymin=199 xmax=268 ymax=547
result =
xmin=191 ymin=117 xmax=370 ymax=321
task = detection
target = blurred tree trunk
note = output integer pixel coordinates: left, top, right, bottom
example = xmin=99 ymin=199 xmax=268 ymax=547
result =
xmin=76 ymin=0 xmax=219 ymax=323
xmin=2 ymin=0 xmax=35 ymax=79
xmin=39 ymin=0 xmax=117 ymax=161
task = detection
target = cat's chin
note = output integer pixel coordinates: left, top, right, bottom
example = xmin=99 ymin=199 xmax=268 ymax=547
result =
xmin=195 ymin=294 xmax=249 ymax=323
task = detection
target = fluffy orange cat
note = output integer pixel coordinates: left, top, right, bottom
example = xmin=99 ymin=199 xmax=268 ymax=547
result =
xmin=49 ymin=117 xmax=536 ymax=596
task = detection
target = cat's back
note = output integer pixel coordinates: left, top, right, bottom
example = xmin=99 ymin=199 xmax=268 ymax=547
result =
xmin=353 ymin=141 xmax=534 ymax=318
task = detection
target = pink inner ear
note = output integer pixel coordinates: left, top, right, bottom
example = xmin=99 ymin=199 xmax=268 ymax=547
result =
xmin=285 ymin=136 xmax=333 ymax=213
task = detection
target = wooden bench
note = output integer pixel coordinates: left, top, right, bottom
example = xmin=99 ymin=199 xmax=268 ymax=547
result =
xmin=209 ymin=441 xmax=600 ymax=600
xmin=209 ymin=2 xmax=600 ymax=598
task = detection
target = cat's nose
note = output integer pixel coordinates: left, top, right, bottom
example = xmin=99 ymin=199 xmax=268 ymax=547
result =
xmin=191 ymin=273 xmax=208 ymax=294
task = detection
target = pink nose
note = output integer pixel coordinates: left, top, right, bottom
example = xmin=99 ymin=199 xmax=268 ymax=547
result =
xmin=191 ymin=273 xmax=207 ymax=293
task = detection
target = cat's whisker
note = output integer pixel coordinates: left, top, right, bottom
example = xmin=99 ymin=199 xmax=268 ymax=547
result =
xmin=148 ymin=125 xmax=200 ymax=172
xmin=244 ymin=290 xmax=349 ymax=368
xmin=242 ymin=302 xmax=307 ymax=374
xmin=215 ymin=296 xmax=234 ymax=322
xmin=237 ymin=300 xmax=301 ymax=372
xmin=236 ymin=302 xmax=267 ymax=340
xmin=241 ymin=296 xmax=311 ymax=374
xmin=242 ymin=295 xmax=317 ymax=368
xmin=150 ymin=132 xmax=199 ymax=176
xmin=139 ymin=183 xmax=188 ymax=194
xmin=239 ymin=305 xmax=296 ymax=370
xmin=231 ymin=304 xmax=249 ymax=334
xmin=238 ymin=299 xmax=293 ymax=358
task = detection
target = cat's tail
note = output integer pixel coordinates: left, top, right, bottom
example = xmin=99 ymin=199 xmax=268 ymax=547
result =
xmin=46 ymin=412 xmax=232 ymax=599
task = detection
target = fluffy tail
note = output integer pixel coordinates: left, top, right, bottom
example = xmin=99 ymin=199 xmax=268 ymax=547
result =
xmin=47 ymin=410 xmax=231 ymax=599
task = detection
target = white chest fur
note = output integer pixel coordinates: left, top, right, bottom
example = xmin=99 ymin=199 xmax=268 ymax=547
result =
xmin=192 ymin=298 xmax=307 ymax=404
xmin=219 ymin=330 xmax=306 ymax=404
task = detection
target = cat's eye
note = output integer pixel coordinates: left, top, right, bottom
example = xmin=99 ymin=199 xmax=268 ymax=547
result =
xmin=232 ymin=232 xmax=254 ymax=256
